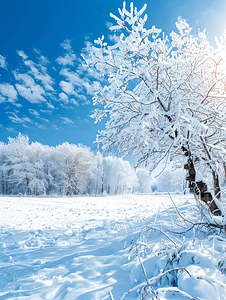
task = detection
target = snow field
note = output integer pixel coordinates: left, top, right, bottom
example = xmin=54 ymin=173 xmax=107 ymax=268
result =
xmin=0 ymin=194 xmax=225 ymax=299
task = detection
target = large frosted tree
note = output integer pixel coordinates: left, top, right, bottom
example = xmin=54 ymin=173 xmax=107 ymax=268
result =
xmin=84 ymin=2 xmax=226 ymax=216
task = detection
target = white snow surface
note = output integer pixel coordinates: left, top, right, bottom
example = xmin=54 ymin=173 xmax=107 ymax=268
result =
xmin=0 ymin=194 xmax=226 ymax=299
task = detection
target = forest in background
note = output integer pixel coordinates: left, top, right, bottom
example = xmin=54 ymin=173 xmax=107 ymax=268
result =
xmin=0 ymin=133 xmax=184 ymax=196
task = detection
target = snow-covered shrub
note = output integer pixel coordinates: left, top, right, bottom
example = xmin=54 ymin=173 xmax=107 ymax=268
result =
xmin=120 ymin=203 xmax=226 ymax=300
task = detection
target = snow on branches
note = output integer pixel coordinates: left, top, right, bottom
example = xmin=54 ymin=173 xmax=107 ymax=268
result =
xmin=0 ymin=134 xmax=152 ymax=196
xmin=84 ymin=2 xmax=226 ymax=216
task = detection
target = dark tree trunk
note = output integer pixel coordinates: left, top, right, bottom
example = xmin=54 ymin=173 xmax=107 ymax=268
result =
xmin=26 ymin=176 xmax=30 ymax=195
xmin=212 ymin=170 xmax=220 ymax=200
xmin=183 ymin=146 xmax=221 ymax=216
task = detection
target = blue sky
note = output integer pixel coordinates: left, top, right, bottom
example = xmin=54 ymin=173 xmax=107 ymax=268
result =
xmin=1 ymin=0 xmax=226 ymax=150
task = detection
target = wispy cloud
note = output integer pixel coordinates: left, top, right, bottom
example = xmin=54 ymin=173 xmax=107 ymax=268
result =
xmin=0 ymin=83 xmax=19 ymax=106
xmin=60 ymin=116 xmax=74 ymax=125
xmin=33 ymin=48 xmax=50 ymax=65
xmin=1 ymin=40 xmax=96 ymax=132
xmin=8 ymin=113 xmax=33 ymax=124
xmin=60 ymin=69 xmax=94 ymax=95
xmin=29 ymin=108 xmax=40 ymax=118
xmin=14 ymin=72 xmax=46 ymax=104
xmin=59 ymin=81 xmax=75 ymax=95
xmin=40 ymin=109 xmax=52 ymax=115
xmin=17 ymin=50 xmax=55 ymax=91
xmin=59 ymin=92 xmax=69 ymax=103
xmin=46 ymin=102 xmax=55 ymax=109
xmin=59 ymin=80 xmax=86 ymax=102
xmin=56 ymin=39 xmax=94 ymax=106
xmin=70 ymin=99 xmax=79 ymax=106
xmin=0 ymin=55 xmax=7 ymax=69
xmin=59 ymin=92 xmax=80 ymax=106
xmin=108 ymin=33 xmax=120 ymax=43
xmin=35 ymin=122 xmax=46 ymax=129
xmin=29 ymin=108 xmax=50 ymax=122
xmin=52 ymin=124 xmax=59 ymax=130
xmin=56 ymin=40 xmax=77 ymax=66
xmin=6 ymin=127 xmax=15 ymax=132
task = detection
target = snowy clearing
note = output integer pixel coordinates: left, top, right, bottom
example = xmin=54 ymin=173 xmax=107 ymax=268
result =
xmin=0 ymin=194 xmax=226 ymax=299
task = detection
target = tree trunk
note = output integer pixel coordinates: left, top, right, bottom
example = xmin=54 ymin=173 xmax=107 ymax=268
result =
xmin=212 ymin=170 xmax=220 ymax=200
xmin=2 ymin=172 xmax=4 ymax=194
xmin=183 ymin=147 xmax=221 ymax=216
xmin=26 ymin=176 xmax=30 ymax=195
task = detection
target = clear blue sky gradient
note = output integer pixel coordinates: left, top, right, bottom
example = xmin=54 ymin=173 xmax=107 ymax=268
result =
xmin=1 ymin=0 xmax=226 ymax=150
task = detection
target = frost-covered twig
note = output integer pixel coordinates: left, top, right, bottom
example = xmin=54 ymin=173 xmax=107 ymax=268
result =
xmin=155 ymin=287 xmax=196 ymax=300
xmin=130 ymin=242 xmax=158 ymax=258
xmin=139 ymin=226 xmax=179 ymax=247
xmin=120 ymin=267 xmax=191 ymax=300
xmin=108 ymin=290 xmax=115 ymax=300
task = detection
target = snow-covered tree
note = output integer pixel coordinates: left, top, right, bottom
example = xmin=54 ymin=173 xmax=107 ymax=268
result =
xmin=89 ymin=152 xmax=138 ymax=195
xmin=53 ymin=143 xmax=94 ymax=195
xmin=135 ymin=168 xmax=152 ymax=194
xmin=0 ymin=142 xmax=9 ymax=194
xmin=7 ymin=134 xmax=49 ymax=195
xmin=1 ymin=134 xmax=144 ymax=196
xmin=84 ymin=2 xmax=226 ymax=216
xmin=25 ymin=142 xmax=49 ymax=195
xmin=7 ymin=133 xmax=32 ymax=194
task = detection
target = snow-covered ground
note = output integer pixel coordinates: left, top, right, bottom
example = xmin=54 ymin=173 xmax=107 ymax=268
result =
xmin=0 ymin=194 xmax=226 ymax=299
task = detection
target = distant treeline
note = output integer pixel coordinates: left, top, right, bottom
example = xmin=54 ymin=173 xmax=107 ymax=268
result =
xmin=0 ymin=133 xmax=157 ymax=196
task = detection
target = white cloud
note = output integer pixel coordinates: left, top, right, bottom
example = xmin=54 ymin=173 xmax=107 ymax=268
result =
xmin=40 ymin=109 xmax=52 ymax=115
xmin=8 ymin=113 xmax=33 ymax=124
xmin=0 ymin=95 xmax=6 ymax=103
xmin=56 ymin=40 xmax=77 ymax=66
xmin=59 ymin=92 xmax=79 ymax=106
xmin=46 ymin=103 xmax=55 ymax=109
xmin=59 ymin=92 xmax=69 ymax=103
xmin=17 ymin=50 xmax=28 ymax=60
xmin=0 ymin=83 xmax=18 ymax=105
xmin=0 ymin=55 xmax=7 ymax=69
xmin=17 ymin=50 xmax=55 ymax=91
xmin=35 ymin=122 xmax=46 ymax=129
xmin=14 ymin=72 xmax=46 ymax=104
xmin=29 ymin=108 xmax=50 ymax=122
xmin=56 ymin=54 xmax=77 ymax=66
xmin=70 ymin=99 xmax=79 ymax=106
xmin=9 ymin=115 xmax=22 ymax=124
xmin=59 ymin=81 xmax=75 ymax=95
xmin=23 ymin=117 xmax=33 ymax=123
xmin=33 ymin=48 xmax=50 ymax=65
xmin=6 ymin=127 xmax=15 ymax=132
xmin=60 ymin=69 xmax=95 ymax=95
xmin=59 ymin=80 xmax=87 ymax=103
xmin=60 ymin=40 xmax=72 ymax=51
xmin=29 ymin=108 xmax=40 ymax=118
xmin=108 ymin=33 xmax=120 ymax=43
xmin=60 ymin=117 xmax=74 ymax=125
xmin=106 ymin=22 xmax=113 ymax=29
xmin=52 ymin=124 xmax=59 ymax=130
